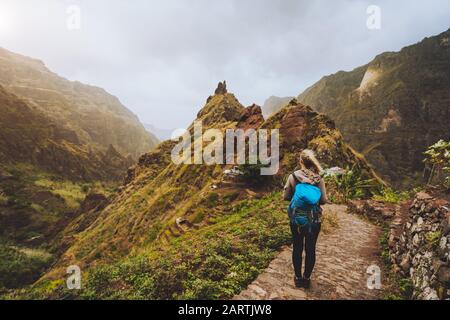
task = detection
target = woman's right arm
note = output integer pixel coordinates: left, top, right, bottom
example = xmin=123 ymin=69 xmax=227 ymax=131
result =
xmin=318 ymin=178 xmax=329 ymax=204
xmin=283 ymin=175 xmax=294 ymax=201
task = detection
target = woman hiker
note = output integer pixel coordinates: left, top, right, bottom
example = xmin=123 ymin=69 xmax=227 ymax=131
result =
xmin=283 ymin=149 xmax=329 ymax=289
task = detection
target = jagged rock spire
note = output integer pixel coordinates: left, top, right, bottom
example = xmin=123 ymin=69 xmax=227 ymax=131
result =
xmin=214 ymin=80 xmax=227 ymax=95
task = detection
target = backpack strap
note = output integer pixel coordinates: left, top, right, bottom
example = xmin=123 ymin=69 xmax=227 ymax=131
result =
xmin=289 ymin=172 xmax=301 ymax=210
xmin=291 ymin=172 xmax=301 ymax=185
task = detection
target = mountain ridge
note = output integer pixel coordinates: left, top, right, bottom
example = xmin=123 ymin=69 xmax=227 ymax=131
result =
xmin=296 ymin=28 xmax=450 ymax=187
xmin=0 ymin=47 xmax=158 ymax=160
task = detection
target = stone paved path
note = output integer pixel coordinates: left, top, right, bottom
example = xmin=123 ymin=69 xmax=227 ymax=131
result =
xmin=234 ymin=204 xmax=384 ymax=300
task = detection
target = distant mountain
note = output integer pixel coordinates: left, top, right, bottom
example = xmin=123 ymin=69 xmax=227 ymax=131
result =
xmin=297 ymin=29 xmax=450 ymax=187
xmin=0 ymin=83 xmax=137 ymax=276
xmin=0 ymin=85 xmax=133 ymax=181
xmin=35 ymin=82 xmax=380 ymax=299
xmin=0 ymin=47 xmax=157 ymax=159
xmin=262 ymin=96 xmax=294 ymax=118
xmin=143 ymin=123 xmax=173 ymax=141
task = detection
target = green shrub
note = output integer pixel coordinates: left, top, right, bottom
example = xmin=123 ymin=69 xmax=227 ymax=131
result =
xmin=373 ymin=187 xmax=410 ymax=203
xmin=0 ymin=245 xmax=53 ymax=288
xmin=425 ymin=231 xmax=441 ymax=247
xmin=191 ymin=209 xmax=206 ymax=224
xmin=202 ymin=192 xmax=219 ymax=208
xmin=399 ymin=278 xmax=414 ymax=297
xmin=325 ymin=167 xmax=376 ymax=203
xmin=424 ymin=140 xmax=450 ymax=188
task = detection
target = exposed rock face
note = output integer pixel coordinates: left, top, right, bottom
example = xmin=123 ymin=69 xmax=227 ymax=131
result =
xmin=390 ymin=192 xmax=449 ymax=300
xmin=297 ymin=29 xmax=450 ymax=187
xmin=79 ymin=193 xmax=108 ymax=213
xmin=237 ymin=104 xmax=265 ymax=130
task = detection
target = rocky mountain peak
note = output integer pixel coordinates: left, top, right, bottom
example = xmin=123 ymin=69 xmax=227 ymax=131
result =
xmin=214 ymin=80 xmax=228 ymax=95
xmin=195 ymin=83 xmax=244 ymax=128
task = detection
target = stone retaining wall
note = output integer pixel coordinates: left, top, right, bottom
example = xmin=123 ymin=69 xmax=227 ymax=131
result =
xmin=349 ymin=191 xmax=449 ymax=300
xmin=389 ymin=192 xmax=449 ymax=300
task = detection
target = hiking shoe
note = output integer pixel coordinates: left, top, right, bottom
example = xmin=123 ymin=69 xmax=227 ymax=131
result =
xmin=303 ymin=278 xmax=311 ymax=289
xmin=294 ymin=276 xmax=303 ymax=288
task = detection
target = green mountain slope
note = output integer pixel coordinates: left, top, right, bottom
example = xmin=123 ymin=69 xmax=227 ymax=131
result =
xmin=297 ymin=29 xmax=450 ymax=187
xmin=0 ymin=85 xmax=134 ymax=181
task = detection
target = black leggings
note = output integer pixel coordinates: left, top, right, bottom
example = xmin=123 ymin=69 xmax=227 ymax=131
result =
xmin=290 ymin=222 xmax=321 ymax=279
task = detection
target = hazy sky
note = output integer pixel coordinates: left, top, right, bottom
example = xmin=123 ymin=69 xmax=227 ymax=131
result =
xmin=1 ymin=0 xmax=449 ymax=130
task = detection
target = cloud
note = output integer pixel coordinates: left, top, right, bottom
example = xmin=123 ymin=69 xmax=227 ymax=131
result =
xmin=1 ymin=0 xmax=450 ymax=129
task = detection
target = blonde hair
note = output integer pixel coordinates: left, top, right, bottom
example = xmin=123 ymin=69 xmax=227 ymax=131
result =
xmin=299 ymin=149 xmax=323 ymax=174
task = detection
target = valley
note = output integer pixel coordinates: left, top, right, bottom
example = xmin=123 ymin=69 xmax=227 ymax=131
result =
xmin=0 ymin=48 xmax=158 ymax=290
xmin=1 ymin=27 xmax=449 ymax=301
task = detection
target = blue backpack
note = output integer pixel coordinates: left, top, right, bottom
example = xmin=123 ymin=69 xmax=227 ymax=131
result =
xmin=289 ymin=173 xmax=322 ymax=227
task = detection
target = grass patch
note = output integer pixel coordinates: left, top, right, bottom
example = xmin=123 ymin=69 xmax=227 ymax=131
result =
xmin=34 ymin=178 xmax=86 ymax=210
xmin=372 ymin=187 xmax=410 ymax=203
xmin=25 ymin=192 xmax=292 ymax=300
xmin=0 ymin=245 xmax=53 ymax=289
xmin=321 ymin=211 xmax=339 ymax=234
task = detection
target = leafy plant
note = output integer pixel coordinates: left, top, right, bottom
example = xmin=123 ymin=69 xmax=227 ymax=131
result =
xmin=324 ymin=167 xmax=376 ymax=203
xmin=373 ymin=187 xmax=410 ymax=203
xmin=425 ymin=231 xmax=441 ymax=247
xmin=423 ymin=139 xmax=450 ymax=188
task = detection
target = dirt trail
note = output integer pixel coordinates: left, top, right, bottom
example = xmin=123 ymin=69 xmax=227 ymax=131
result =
xmin=234 ymin=204 xmax=384 ymax=300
